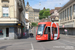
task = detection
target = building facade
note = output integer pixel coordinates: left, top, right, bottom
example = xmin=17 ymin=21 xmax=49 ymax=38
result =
xmin=0 ymin=0 xmax=26 ymax=39
xmin=50 ymin=7 xmax=61 ymax=24
xmin=58 ymin=0 xmax=75 ymax=35
xmin=25 ymin=2 xmax=40 ymax=26
xmin=25 ymin=12 xmax=29 ymax=29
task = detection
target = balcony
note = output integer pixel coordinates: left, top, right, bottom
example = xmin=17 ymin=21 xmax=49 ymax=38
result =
xmin=18 ymin=0 xmax=23 ymax=12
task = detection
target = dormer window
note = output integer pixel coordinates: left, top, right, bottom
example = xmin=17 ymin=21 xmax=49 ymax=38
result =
xmin=2 ymin=0 xmax=9 ymax=3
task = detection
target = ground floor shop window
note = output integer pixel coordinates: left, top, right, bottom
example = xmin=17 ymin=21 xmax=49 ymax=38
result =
xmin=0 ymin=29 xmax=3 ymax=38
xmin=0 ymin=29 xmax=3 ymax=35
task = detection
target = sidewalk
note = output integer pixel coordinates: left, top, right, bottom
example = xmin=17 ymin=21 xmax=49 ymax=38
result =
xmin=60 ymin=34 xmax=75 ymax=38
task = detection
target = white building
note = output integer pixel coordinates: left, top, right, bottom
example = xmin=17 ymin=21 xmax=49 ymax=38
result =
xmin=25 ymin=12 xmax=29 ymax=30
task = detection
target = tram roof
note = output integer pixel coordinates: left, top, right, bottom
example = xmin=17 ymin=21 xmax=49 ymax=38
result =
xmin=38 ymin=22 xmax=58 ymax=26
xmin=38 ymin=22 xmax=52 ymax=25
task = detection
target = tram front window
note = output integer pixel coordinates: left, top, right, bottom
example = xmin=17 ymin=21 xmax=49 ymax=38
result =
xmin=37 ymin=24 xmax=45 ymax=35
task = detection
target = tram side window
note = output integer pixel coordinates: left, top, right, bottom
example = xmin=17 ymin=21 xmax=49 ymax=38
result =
xmin=0 ymin=29 xmax=3 ymax=35
xmin=44 ymin=27 xmax=47 ymax=34
xmin=48 ymin=27 xmax=50 ymax=33
xmin=55 ymin=28 xmax=57 ymax=34
xmin=52 ymin=27 xmax=54 ymax=34
xmin=52 ymin=27 xmax=57 ymax=34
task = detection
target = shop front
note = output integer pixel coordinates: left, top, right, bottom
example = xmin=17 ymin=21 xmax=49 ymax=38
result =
xmin=0 ymin=23 xmax=25 ymax=40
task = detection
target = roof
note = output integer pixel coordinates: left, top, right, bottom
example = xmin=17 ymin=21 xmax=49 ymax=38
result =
xmin=40 ymin=18 xmax=51 ymax=22
xmin=33 ymin=9 xmax=40 ymax=12
xmin=50 ymin=9 xmax=55 ymax=14
xmin=58 ymin=0 xmax=75 ymax=12
xmin=50 ymin=7 xmax=61 ymax=14
xmin=55 ymin=7 xmax=61 ymax=10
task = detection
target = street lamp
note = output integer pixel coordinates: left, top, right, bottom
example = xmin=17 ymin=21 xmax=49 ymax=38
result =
xmin=39 ymin=2 xmax=41 ymax=6
xmin=59 ymin=3 xmax=61 ymax=7
xmin=39 ymin=2 xmax=41 ymax=9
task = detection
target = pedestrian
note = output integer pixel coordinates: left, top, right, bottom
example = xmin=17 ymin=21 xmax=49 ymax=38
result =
xmin=64 ymin=29 xmax=67 ymax=36
xmin=23 ymin=32 xmax=25 ymax=36
xmin=25 ymin=31 xmax=27 ymax=37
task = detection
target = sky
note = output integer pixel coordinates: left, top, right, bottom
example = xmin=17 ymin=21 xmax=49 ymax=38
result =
xmin=24 ymin=0 xmax=70 ymax=10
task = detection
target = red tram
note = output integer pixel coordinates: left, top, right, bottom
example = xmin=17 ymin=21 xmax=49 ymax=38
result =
xmin=36 ymin=22 xmax=60 ymax=40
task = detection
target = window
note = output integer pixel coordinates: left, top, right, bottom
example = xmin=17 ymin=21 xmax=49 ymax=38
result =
xmin=35 ymin=17 xmax=39 ymax=19
xmin=59 ymin=13 xmax=61 ymax=20
xmin=2 ymin=7 xmax=9 ymax=17
xmin=70 ymin=6 xmax=72 ymax=19
xmin=73 ymin=4 xmax=75 ymax=12
xmin=52 ymin=27 xmax=54 ymax=34
xmin=44 ymin=27 xmax=47 ymax=34
xmin=29 ymin=17 xmax=33 ymax=19
xmin=60 ymin=13 xmax=62 ymax=20
xmin=34 ymin=19 xmax=38 ymax=21
xmin=67 ymin=8 xmax=69 ymax=20
xmin=29 ymin=14 xmax=33 ymax=16
xmin=2 ymin=0 xmax=9 ymax=3
xmin=65 ymin=10 xmax=66 ymax=19
xmin=48 ymin=27 xmax=50 ymax=33
xmin=52 ymin=27 xmax=57 ymax=34
xmin=62 ymin=11 xmax=64 ymax=19
xmin=66 ymin=9 xmax=67 ymax=19
xmin=37 ymin=24 xmax=45 ymax=35
xmin=67 ymin=9 xmax=68 ymax=19
xmin=63 ymin=11 xmax=65 ymax=19
xmin=29 ymin=20 xmax=31 ymax=22
xmin=62 ymin=12 xmax=63 ymax=20
xmin=0 ymin=29 xmax=3 ymax=36
xmin=73 ymin=4 xmax=75 ymax=18
xmin=55 ymin=28 xmax=57 ymax=34
xmin=44 ymin=27 xmax=51 ymax=34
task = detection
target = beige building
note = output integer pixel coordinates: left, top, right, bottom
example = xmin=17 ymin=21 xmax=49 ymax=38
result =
xmin=58 ymin=0 xmax=75 ymax=35
xmin=25 ymin=2 xmax=40 ymax=26
xmin=0 ymin=0 xmax=26 ymax=39
xmin=50 ymin=7 xmax=61 ymax=24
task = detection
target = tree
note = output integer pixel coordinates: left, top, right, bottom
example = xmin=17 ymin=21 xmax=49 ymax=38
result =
xmin=31 ymin=22 xmax=38 ymax=27
xmin=39 ymin=8 xmax=50 ymax=19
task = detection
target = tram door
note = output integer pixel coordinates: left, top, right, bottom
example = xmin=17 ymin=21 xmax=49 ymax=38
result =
xmin=44 ymin=27 xmax=51 ymax=40
xmin=47 ymin=27 xmax=50 ymax=40
xmin=52 ymin=23 xmax=58 ymax=40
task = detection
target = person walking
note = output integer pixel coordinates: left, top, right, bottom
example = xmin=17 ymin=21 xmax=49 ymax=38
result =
xmin=64 ymin=29 xmax=67 ymax=36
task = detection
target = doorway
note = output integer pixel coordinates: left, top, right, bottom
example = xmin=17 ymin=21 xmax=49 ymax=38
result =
xmin=47 ymin=27 xmax=50 ymax=40
xmin=6 ymin=28 xmax=9 ymax=37
xmin=52 ymin=23 xmax=58 ymax=40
